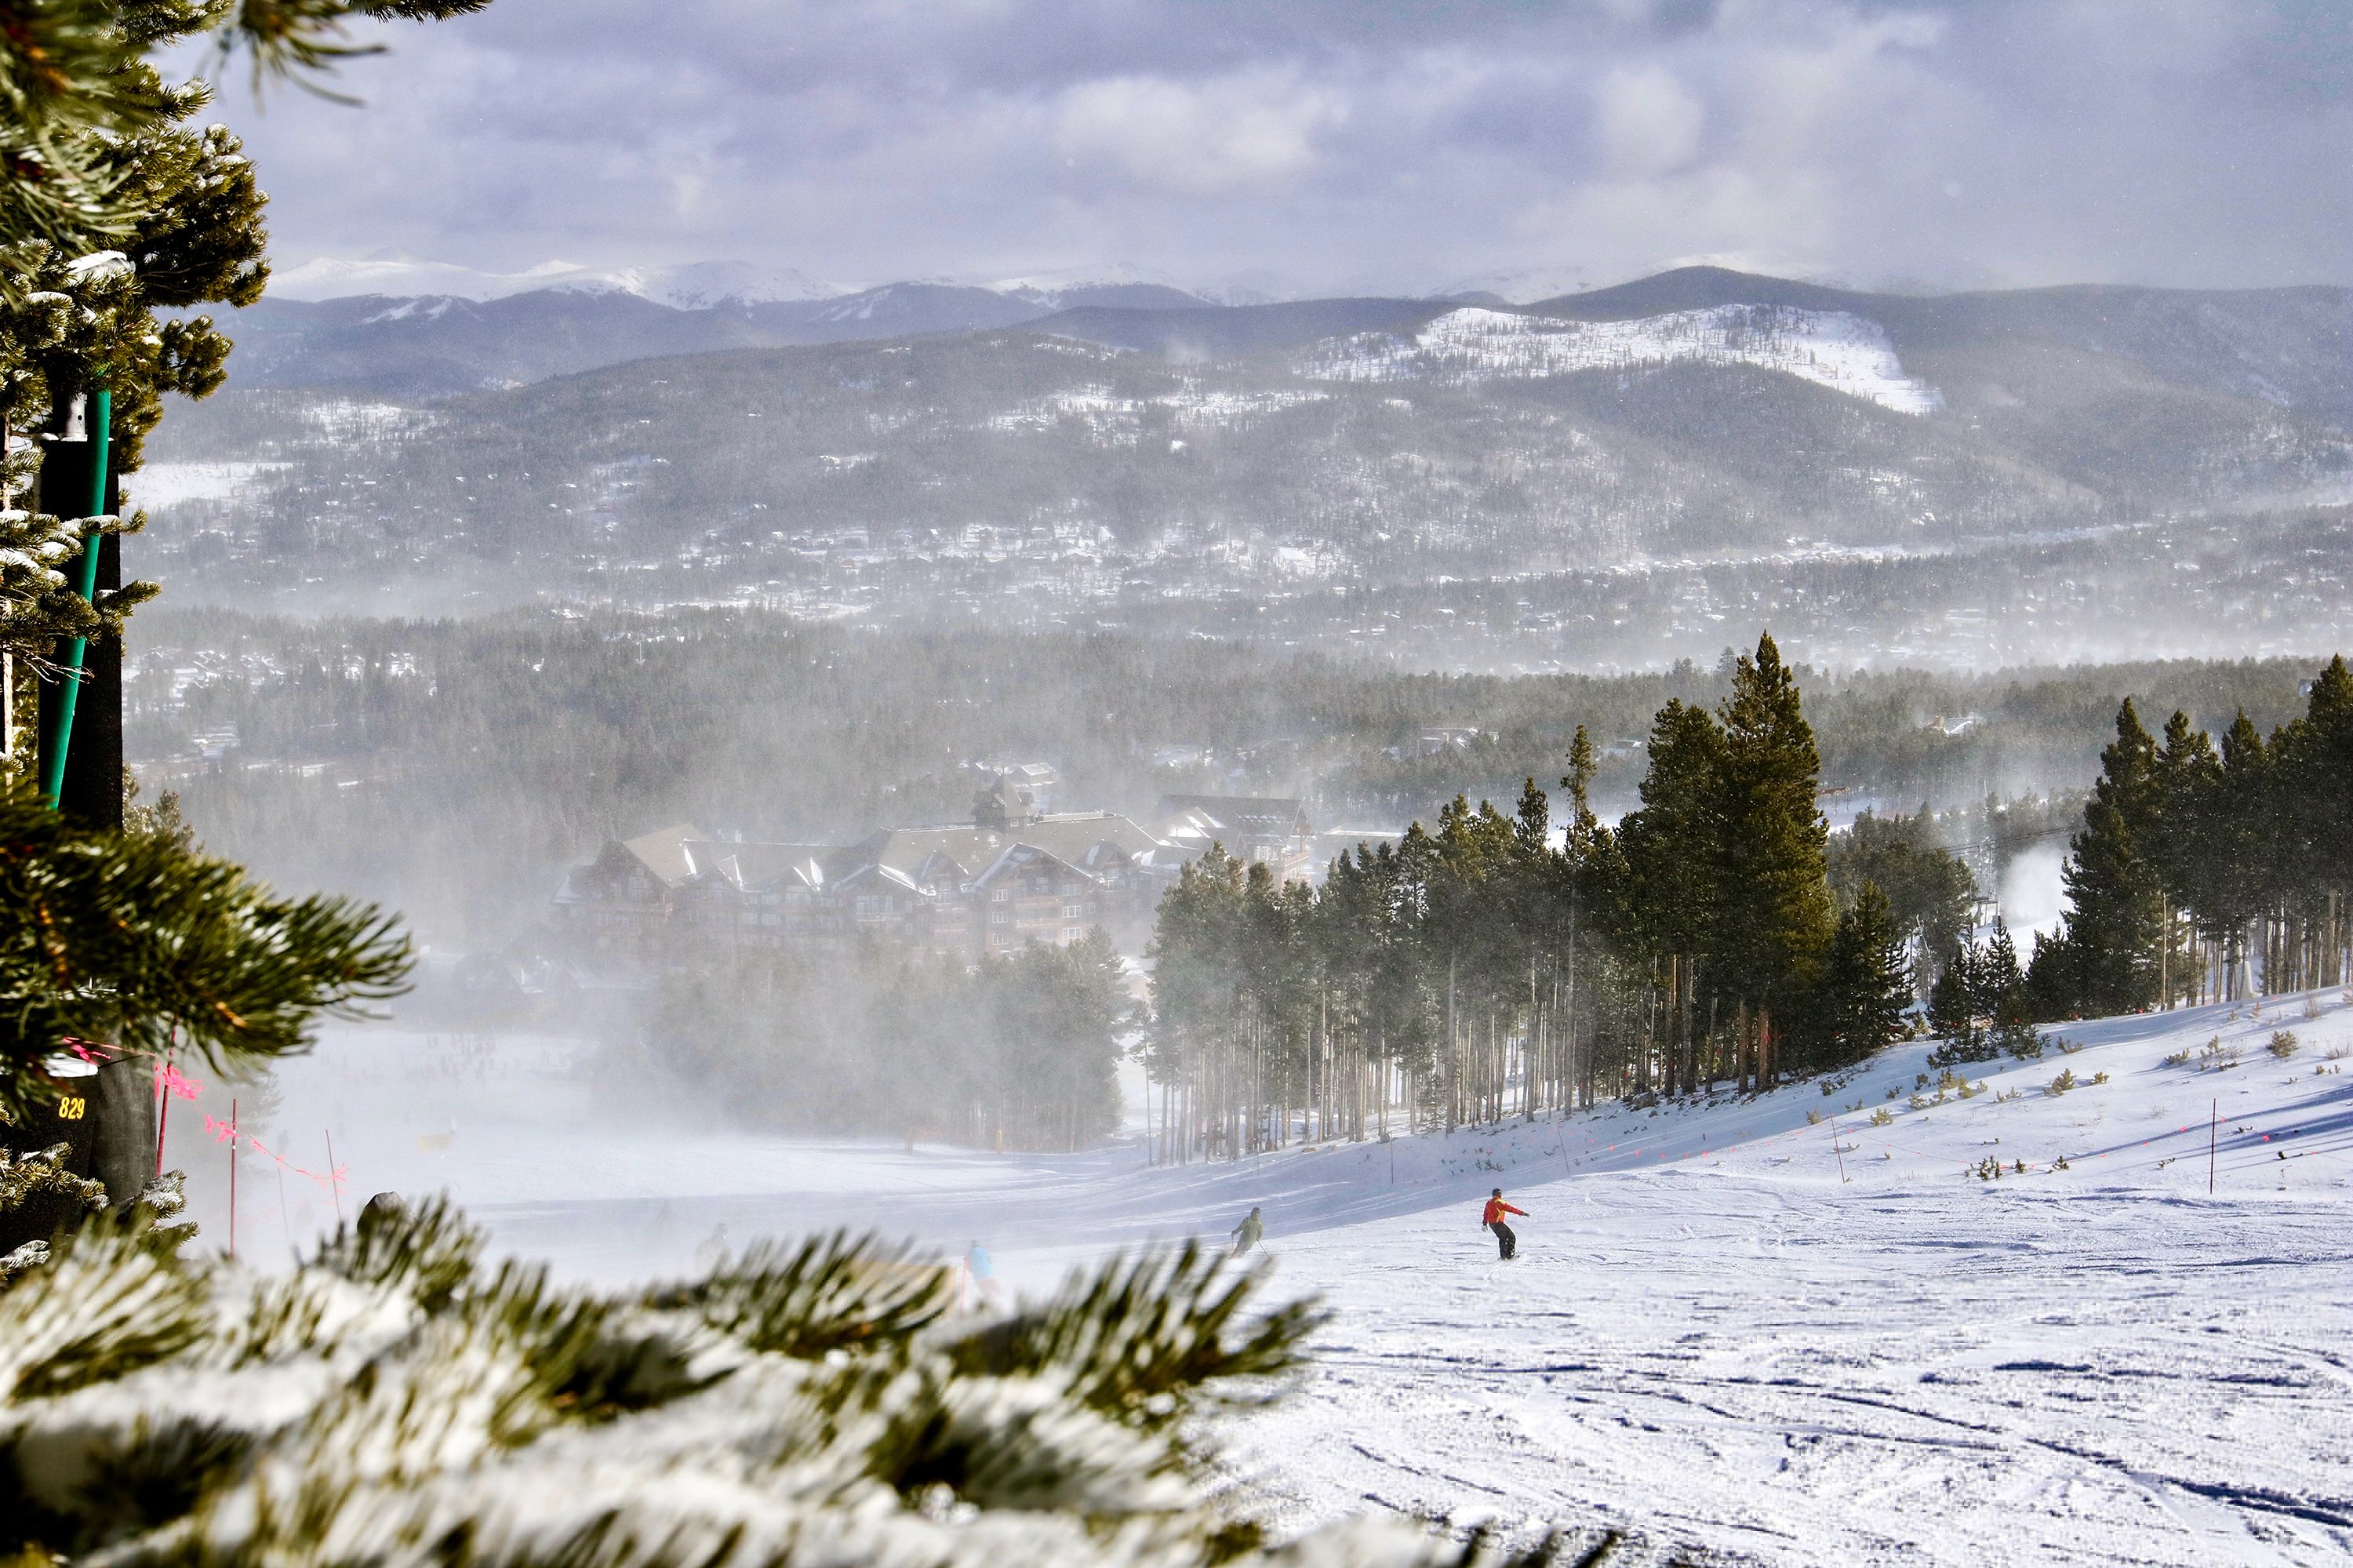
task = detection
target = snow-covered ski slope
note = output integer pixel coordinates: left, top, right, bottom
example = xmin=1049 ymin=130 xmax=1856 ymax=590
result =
xmin=235 ymin=993 xmax=2353 ymax=1566
xmin=1299 ymin=304 xmax=1944 ymax=415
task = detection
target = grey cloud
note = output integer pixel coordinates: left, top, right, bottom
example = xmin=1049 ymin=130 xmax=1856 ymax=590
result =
xmin=208 ymin=0 xmax=2350 ymax=293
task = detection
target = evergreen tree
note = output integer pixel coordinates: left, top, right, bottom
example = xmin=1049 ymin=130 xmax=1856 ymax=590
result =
xmin=0 ymin=777 xmax=409 ymax=1121
xmin=1550 ymin=726 xmax=1603 ymax=1107
xmin=1827 ymin=807 xmax=1974 ymax=961
xmin=0 ymin=0 xmax=507 ymax=1253
xmin=1926 ymin=939 xmax=1993 ymax=1064
xmin=1821 ymin=879 xmax=1910 ymax=1069
xmin=0 ymin=1200 xmax=1586 ymax=1568
xmin=1977 ymin=920 xmax=2043 ymax=1057
xmin=1138 ymin=652 xmax=2351 ymax=1143
xmin=1617 ymin=697 xmax=1726 ymax=1094
xmin=2021 ymin=927 xmax=2082 ymax=1020
xmin=2209 ymin=710 xmax=2274 ymax=997
xmin=1710 ymin=633 xmax=1834 ymax=1087
xmin=2148 ymin=709 xmax=2220 ymax=1004
xmin=2295 ymin=657 xmax=2353 ymax=900
xmin=2053 ymin=699 xmax=2164 ymax=1016
xmin=1975 ymin=919 xmax=2024 ymax=1020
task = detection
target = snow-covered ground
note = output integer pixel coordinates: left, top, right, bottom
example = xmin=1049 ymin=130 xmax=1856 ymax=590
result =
xmin=181 ymin=992 xmax=2353 ymax=1565
xmin=1302 ymin=305 xmax=1944 ymax=416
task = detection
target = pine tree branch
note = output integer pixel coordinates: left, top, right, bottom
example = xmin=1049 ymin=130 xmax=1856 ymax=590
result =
xmin=0 ymin=774 xmax=413 ymax=1121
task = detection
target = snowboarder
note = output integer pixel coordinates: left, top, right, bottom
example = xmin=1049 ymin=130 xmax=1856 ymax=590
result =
xmin=1230 ymin=1206 xmax=1264 ymax=1258
xmin=964 ymin=1239 xmax=1005 ymax=1308
xmin=1481 ymin=1189 xmax=1526 ymax=1259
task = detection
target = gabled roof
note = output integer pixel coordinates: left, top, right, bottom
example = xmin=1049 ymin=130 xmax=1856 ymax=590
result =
xmin=584 ymin=810 xmax=1179 ymax=910
xmin=833 ymin=825 xmax=1012 ymax=892
xmin=619 ymin=824 xmax=711 ymax=887
xmin=972 ymin=841 xmax=1086 ymax=890
xmin=1155 ymin=795 xmax=1311 ymax=840
xmin=1014 ymin=812 xmax=1174 ymax=871
xmin=682 ymin=841 xmax=840 ymax=892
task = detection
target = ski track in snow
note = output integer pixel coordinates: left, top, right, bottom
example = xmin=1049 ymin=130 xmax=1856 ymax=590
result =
xmin=218 ymin=993 xmax=2353 ymax=1566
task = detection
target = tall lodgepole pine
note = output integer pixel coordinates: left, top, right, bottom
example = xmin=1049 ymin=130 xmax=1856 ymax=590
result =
xmin=2055 ymin=699 xmax=2165 ymax=1015
xmin=1826 ymin=879 xmax=1911 ymax=1068
xmin=1711 ymin=633 xmax=1833 ymax=1088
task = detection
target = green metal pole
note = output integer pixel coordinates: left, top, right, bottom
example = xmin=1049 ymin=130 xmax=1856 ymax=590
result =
xmin=37 ymin=383 xmax=111 ymax=808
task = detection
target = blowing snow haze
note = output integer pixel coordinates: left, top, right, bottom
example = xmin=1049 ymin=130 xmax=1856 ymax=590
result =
xmin=121 ymin=0 xmax=2353 ymax=941
xmin=12 ymin=3 xmax=2353 ymax=1566
xmin=140 ymin=0 xmax=2351 ymax=671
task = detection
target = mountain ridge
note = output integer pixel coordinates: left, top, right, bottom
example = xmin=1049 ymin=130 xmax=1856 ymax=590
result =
xmin=214 ymin=264 xmax=2353 ymax=430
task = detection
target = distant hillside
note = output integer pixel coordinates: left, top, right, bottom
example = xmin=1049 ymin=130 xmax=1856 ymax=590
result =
xmin=218 ymin=264 xmax=2352 ymax=437
xmin=223 ymin=278 xmax=1216 ymax=395
xmin=137 ymin=265 xmax=2351 ymax=659
xmin=1030 ymin=298 xmax=1446 ymax=358
xmin=1524 ymin=267 xmax=2353 ymax=422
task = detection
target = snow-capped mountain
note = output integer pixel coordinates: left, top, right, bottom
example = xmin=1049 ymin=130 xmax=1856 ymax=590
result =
xmin=624 ymin=261 xmax=844 ymax=309
xmin=1193 ymin=269 xmax=1315 ymax=306
xmin=1302 ymin=304 xmax=1945 ymax=415
xmin=224 ymin=264 xmax=2353 ymax=442
xmin=1434 ymin=265 xmax=1608 ymax=304
xmin=268 ymin=255 xmax=842 ymax=307
xmin=272 ymin=255 xmax=1219 ymax=312
xmin=1441 ymin=253 xmax=1850 ymax=307
xmin=987 ymin=261 xmax=1183 ymax=298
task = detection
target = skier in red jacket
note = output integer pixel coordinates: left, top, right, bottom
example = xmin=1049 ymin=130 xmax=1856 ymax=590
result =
xmin=1481 ymin=1189 xmax=1526 ymax=1259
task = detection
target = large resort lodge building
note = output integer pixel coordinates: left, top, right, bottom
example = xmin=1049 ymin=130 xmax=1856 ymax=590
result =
xmin=555 ymin=775 xmax=1315 ymax=961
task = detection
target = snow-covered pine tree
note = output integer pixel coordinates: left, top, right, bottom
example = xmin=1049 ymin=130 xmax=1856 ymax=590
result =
xmin=0 ymin=778 xmax=410 ymax=1248
xmin=2 ymin=1 xmax=488 ymax=1241
xmin=0 ymin=1199 xmax=1606 ymax=1568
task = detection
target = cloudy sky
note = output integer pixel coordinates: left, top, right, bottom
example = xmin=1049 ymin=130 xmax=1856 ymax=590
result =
xmin=211 ymin=0 xmax=2350 ymax=296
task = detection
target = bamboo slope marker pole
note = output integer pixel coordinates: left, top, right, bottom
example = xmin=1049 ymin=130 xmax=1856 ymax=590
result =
xmin=152 ymin=1059 xmax=166 ymax=1175
xmin=155 ymin=1028 xmax=179 ymax=1176
xmin=228 ymin=1096 xmax=238 ymax=1261
xmin=36 ymin=382 xmax=110 ymax=807
xmin=2209 ymin=1099 xmax=2217 ymax=1195
xmin=325 ymin=1129 xmax=344 ymax=1226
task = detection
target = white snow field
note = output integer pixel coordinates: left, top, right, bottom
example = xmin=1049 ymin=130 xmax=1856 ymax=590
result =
xmin=1300 ymin=304 xmax=1945 ymax=416
xmin=189 ymin=992 xmax=2353 ymax=1566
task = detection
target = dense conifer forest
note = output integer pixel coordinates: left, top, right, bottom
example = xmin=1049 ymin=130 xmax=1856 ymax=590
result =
xmin=1137 ymin=640 xmax=2353 ymax=1162
xmin=129 ymin=604 xmax=2326 ymax=944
